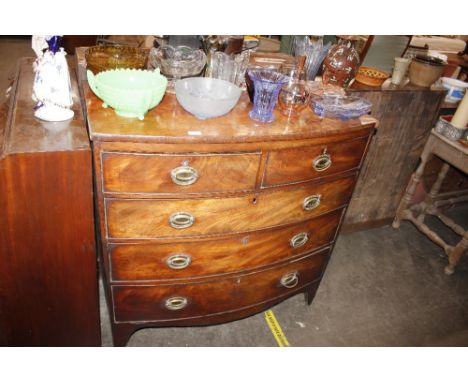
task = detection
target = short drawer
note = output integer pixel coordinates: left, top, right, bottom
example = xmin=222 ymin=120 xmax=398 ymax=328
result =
xmin=109 ymin=209 xmax=342 ymax=281
xmin=105 ymin=174 xmax=355 ymax=239
xmin=101 ymin=151 xmax=261 ymax=194
xmin=112 ymin=249 xmax=329 ymax=323
xmin=263 ymin=136 xmax=368 ymax=186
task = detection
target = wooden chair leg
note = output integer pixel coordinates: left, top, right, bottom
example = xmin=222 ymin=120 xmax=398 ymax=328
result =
xmin=428 ymin=163 xmax=450 ymax=200
xmin=444 ymin=234 xmax=468 ymax=275
xmin=393 ymin=138 xmax=434 ymax=229
xmin=393 ymin=163 xmax=427 ymax=228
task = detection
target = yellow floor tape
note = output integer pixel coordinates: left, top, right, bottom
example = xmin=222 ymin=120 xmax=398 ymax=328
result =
xmin=264 ymin=309 xmax=290 ymax=347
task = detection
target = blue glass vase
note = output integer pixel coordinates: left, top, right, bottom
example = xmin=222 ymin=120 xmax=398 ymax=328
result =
xmin=248 ymin=69 xmax=288 ymax=123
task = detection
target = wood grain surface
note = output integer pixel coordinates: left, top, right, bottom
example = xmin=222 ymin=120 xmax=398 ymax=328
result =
xmin=0 ymin=58 xmax=100 ymax=346
xmin=109 ymin=281 xmax=320 ymax=346
xmin=110 ymin=209 xmax=342 ymax=281
xmin=83 ymin=82 xmax=376 ymax=144
xmin=112 ymin=249 xmax=329 ymax=323
xmin=102 ymin=151 xmax=261 ymax=194
xmin=105 ymin=175 xmax=356 ymax=239
xmin=343 ymin=88 xmax=446 ymax=230
xmin=263 ymin=135 xmax=369 ymax=186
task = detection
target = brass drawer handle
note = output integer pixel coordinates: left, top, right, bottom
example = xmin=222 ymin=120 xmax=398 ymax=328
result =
xmin=164 ymin=296 xmax=188 ymax=311
xmin=280 ymin=272 xmax=299 ymax=289
xmin=289 ymin=232 xmax=309 ymax=248
xmin=166 ymin=254 xmax=192 ymax=270
xmin=169 ymin=212 xmax=195 ymax=229
xmin=313 ymin=150 xmax=332 ymax=172
xmin=303 ymin=194 xmax=321 ymax=211
xmin=170 ymin=165 xmax=199 ymax=186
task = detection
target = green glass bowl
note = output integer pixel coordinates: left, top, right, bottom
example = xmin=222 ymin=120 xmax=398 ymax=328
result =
xmin=87 ymin=68 xmax=168 ymax=120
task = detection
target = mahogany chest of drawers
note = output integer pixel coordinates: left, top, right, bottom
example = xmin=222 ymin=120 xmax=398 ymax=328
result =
xmin=83 ymin=83 xmax=376 ymax=346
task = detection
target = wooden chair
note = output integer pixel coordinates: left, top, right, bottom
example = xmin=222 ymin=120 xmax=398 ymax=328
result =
xmin=393 ymin=129 xmax=468 ymax=275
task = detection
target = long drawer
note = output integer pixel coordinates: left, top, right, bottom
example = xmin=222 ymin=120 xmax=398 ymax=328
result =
xmin=110 ymin=209 xmax=342 ymax=281
xmin=112 ymin=249 xmax=329 ymax=323
xmin=263 ymin=136 xmax=368 ymax=187
xmin=101 ymin=151 xmax=261 ymax=194
xmin=105 ymin=174 xmax=356 ymax=239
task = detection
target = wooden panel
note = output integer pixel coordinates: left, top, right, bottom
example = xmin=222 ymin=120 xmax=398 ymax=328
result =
xmin=112 ymin=249 xmax=329 ymax=323
xmin=0 ymin=152 xmax=100 ymax=346
xmin=105 ymin=175 xmax=356 ymax=239
xmin=110 ymin=209 xmax=342 ymax=281
xmin=264 ymin=136 xmax=369 ymax=186
xmin=343 ymin=88 xmax=445 ymax=229
xmin=0 ymin=58 xmax=100 ymax=346
xmin=102 ymin=151 xmax=260 ymax=194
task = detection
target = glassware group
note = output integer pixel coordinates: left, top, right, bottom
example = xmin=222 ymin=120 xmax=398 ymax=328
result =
xmin=144 ymin=38 xmax=370 ymax=122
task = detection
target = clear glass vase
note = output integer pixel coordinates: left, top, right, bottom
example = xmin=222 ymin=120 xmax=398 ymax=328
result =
xmin=248 ymin=69 xmax=288 ymax=123
xmin=322 ymin=37 xmax=360 ymax=88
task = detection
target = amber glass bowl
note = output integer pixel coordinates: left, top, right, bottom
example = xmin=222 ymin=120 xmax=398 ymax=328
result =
xmin=85 ymin=45 xmax=149 ymax=74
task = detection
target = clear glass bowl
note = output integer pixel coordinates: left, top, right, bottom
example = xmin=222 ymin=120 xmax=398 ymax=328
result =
xmin=175 ymin=77 xmax=241 ymax=120
xmin=149 ymin=45 xmax=206 ymax=80
xmin=310 ymin=94 xmax=372 ymax=120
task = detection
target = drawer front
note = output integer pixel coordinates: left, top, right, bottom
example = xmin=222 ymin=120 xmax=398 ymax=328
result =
xmin=263 ymin=136 xmax=368 ymax=186
xmin=112 ymin=249 xmax=329 ymax=323
xmin=106 ymin=175 xmax=355 ymax=239
xmin=101 ymin=152 xmax=261 ymax=194
xmin=110 ymin=209 xmax=342 ymax=281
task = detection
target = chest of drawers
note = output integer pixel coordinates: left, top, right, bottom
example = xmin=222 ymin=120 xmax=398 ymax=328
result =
xmin=83 ymin=83 xmax=376 ymax=346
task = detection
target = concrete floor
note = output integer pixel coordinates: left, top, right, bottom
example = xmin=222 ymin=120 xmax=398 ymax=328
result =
xmin=2 ymin=36 xmax=467 ymax=347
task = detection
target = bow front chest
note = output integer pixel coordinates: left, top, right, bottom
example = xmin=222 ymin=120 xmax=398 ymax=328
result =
xmin=83 ymin=84 xmax=376 ymax=346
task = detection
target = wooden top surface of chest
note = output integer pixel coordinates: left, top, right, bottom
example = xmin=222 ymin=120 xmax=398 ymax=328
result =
xmin=83 ymin=82 xmax=376 ymax=145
